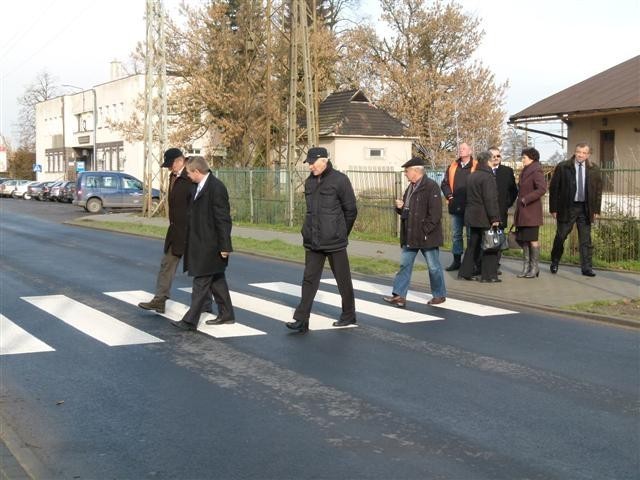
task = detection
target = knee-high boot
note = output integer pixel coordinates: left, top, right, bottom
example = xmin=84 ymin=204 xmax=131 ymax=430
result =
xmin=525 ymin=246 xmax=540 ymax=278
xmin=516 ymin=243 xmax=530 ymax=278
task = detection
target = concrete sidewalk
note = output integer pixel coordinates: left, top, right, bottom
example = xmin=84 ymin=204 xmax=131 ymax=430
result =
xmin=82 ymin=212 xmax=639 ymax=326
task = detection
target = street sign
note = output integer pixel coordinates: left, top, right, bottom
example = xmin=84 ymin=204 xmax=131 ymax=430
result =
xmin=76 ymin=161 xmax=85 ymax=173
xmin=32 ymin=164 xmax=42 ymax=173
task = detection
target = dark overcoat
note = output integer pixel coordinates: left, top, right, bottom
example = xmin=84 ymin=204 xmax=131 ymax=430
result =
xmin=163 ymin=169 xmax=191 ymax=256
xmin=494 ymin=164 xmax=518 ymax=226
xmin=463 ymin=167 xmax=500 ymax=228
xmin=514 ymin=161 xmax=547 ymax=227
xmin=440 ymin=158 xmax=474 ymax=215
xmin=301 ymin=162 xmax=357 ymax=252
xmin=549 ymin=157 xmax=603 ymax=223
xmin=183 ymin=172 xmax=233 ymax=277
xmin=396 ymin=175 xmax=443 ymax=249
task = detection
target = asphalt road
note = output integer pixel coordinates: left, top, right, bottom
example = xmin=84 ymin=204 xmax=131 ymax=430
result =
xmin=1 ymin=198 xmax=638 ymax=480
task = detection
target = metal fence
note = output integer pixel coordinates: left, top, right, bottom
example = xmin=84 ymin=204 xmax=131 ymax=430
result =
xmin=215 ymin=167 xmax=640 ymax=267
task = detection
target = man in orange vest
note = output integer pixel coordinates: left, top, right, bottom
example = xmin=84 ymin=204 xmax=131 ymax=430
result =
xmin=440 ymin=142 xmax=477 ymax=271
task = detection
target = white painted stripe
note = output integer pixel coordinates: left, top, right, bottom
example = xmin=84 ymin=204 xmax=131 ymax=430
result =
xmin=0 ymin=314 xmax=55 ymax=355
xmin=322 ymin=278 xmax=517 ymax=317
xmin=21 ymin=295 xmax=163 ymax=346
xmin=180 ymin=288 xmax=356 ymax=330
xmin=105 ymin=291 xmax=266 ymax=338
xmin=250 ymin=282 xmax=442 ymax=323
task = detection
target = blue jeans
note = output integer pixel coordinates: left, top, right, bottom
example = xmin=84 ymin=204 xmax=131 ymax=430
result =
xmin=392 ymin=247 xmax=447 ymax=298
xmin=450 ymin=214 xmax=471 ymax=256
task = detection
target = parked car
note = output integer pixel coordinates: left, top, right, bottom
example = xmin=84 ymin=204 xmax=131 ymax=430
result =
xmin=59 ymin=181 xmax=76 ymax=203
xmin=29 ymin=180 xmax=58 ymax=200
xmin=48 ymin=181 xmax=67 ymax=202
xmin=12 ymin=180 xmax=39 ymax=199
xmin=0 ymin=179 xmax=30 ymax=198
xmin=74 ymin=171 xmax=160 ymax=213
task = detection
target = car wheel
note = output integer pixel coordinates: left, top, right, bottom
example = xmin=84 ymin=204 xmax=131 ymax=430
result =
xmin=23 ymin=193 xmax=31 ymax=200
xmin=86 ymin=198 xmax=103 ymax=213
xmin=11 ymin=191 xmax=19 ymax=199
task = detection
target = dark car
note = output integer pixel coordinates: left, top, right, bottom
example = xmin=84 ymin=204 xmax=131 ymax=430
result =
xmin=59 ymin=181 xmax=76 ymax=203
xmin=48 ymin=181 xmax=67 ymax=202
xmin=27 ymin=181 xmax=56 ymax=200
xmin=74 ymin=171 xmax=160 ymax=213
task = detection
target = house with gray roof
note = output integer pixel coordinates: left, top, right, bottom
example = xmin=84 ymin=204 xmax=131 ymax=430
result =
xmin=315 ymin=89 xmax=417 ymax=171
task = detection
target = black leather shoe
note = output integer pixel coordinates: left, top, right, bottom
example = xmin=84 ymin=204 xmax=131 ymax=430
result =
xmin=286 ymin=320 xmax=309 ymax=333
xmin=172 ymin=320 xmax=197 ymax=331
xmin=205 ymin=316 xmax=235 ymax=325
xmin=480 ymin=278 xmax=502 ymax=283
xmin=550 ymin=263 xmax=558 ymax=274
xmin=582 ymin=270 xmax=596 ymax=277
xmin=332 ymin=319 xmax=357 ymax=327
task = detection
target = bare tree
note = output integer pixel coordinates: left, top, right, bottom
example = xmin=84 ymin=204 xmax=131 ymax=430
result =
xmin=16 ymin=71 xmax=59 ymax=151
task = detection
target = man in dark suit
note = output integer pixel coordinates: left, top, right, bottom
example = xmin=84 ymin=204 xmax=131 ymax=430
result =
xmin=172 ymin=156 xmax=235 ymax=331
xmin=138 ymin=148 xmax=211 ymax=314
xmin=489 ymin=146 xmax=518 ymax=273
xmin=549 ymin=142 xmax=603 ymax=277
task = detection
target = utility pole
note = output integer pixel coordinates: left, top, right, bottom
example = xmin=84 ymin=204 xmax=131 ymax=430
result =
xmin=142 ymin=0 xmax=168 ymax=217
xmin=285 ymin=0 xmax=318 ymax=225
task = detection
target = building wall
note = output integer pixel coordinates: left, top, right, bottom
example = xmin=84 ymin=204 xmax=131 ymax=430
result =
xmin=321 ymin=136 xmax=415 ymax=171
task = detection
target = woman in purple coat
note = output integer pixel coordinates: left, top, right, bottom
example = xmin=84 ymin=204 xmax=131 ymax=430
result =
xmin=514 ymin=147 xmax=547 ymax=278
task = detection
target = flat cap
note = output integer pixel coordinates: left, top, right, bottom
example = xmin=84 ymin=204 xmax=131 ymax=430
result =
xmin=162 ymin=148 xmax=184 ymax=168
xmin=401 ymin=157 xmax=426 ymax=168
xmin=305 ymin=147 xmax=329 ymax=163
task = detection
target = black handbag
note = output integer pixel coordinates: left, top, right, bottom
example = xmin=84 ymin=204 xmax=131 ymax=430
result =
xmin=482 ymin=227 xmax=506 ymax=252
xmin=507 ymin=225 xmax=520 ymax=249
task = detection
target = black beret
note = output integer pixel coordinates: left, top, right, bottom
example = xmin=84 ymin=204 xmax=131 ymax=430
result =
xmin=305 ymin=147 xmax=329 ymax=163
xmin=401 ymin=157 xmax=426 ymax=168
xmin=162 ymin=148 xmax=184 ymax=168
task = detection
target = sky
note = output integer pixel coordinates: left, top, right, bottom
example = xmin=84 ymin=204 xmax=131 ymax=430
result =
xmin=1 ymin=0 xmax=638 ymax=160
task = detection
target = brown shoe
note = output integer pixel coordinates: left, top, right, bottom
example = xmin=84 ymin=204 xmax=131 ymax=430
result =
xmin=427 ymin=297 xmax=446 ymax=305
xmin=138 ymin=297 xmax=166 ymax=313
xmin=382 ymin=295 xmax=406 ymax=308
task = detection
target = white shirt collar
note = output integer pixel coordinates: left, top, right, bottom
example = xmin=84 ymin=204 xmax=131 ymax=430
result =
xmin=196 ymin=172 xmax=209 ymax=195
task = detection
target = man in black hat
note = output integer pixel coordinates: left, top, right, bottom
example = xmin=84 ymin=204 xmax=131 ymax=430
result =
xmin=286 ymin=147 xmax=358 ymax=334
xmin=138 ymin=148 xmax=211 ymax=314
xmin=383 ymin=157 xmax=447 ymax=308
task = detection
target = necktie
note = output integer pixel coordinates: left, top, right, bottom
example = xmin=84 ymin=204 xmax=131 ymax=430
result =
xmin=492 ymin=168 xmax=497 ymax=176
xmin=577 ymin=163 xmax=584 ymax=202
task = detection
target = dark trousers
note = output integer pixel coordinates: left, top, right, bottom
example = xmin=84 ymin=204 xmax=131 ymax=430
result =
xmin=181 ymin=273 xmax=234 ymax=326
xmin=459 ymin=227 xmax=498 ymax=280
xmin=551 ymin=202 xmax=593 ymax=271
xmin=154 ymin=250 xmax=182 ymax=300
xmin=294 ymin=248 xmax=355 ymax=323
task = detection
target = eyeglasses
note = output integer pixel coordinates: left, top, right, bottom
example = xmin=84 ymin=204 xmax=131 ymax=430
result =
xmin=493 ymin=155 xmax=502 ymax=158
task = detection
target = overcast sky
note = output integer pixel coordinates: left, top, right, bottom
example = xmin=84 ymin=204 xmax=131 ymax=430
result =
xmin=1 ymin=0 xmax=638 ymax=160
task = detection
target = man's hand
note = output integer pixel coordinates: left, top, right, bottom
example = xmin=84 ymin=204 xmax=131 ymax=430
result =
xmin=394 ymin=199 xmax=404 ymax=209
xmin=551 ymin=212 xmax=557 ymax=219
xmin=220 ymin=252 xmax=230 ymax=259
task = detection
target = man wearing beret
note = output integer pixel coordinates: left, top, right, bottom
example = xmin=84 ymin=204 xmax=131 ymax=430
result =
xmin=138 ymin=148 xmax=211 ymax=314
xmin=383 ymin=157 xmax=447 ymax=307
xmin=286 ymin=147 xmax=358 ymax=334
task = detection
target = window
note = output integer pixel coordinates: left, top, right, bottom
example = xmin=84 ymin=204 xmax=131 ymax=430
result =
xmin=367 ymin=148 xmax=384 ymax=158
xmin=101 ymin=175 xmax=118 ymax=188
xmin=122 ymin=177 xmax=142 ymax=190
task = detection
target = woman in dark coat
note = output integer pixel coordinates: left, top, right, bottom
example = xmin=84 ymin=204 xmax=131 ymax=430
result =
xmin=458 ymin=151 xmax=501 ymax=282
xmin=514 ymin=147 xmax=547 ymax=278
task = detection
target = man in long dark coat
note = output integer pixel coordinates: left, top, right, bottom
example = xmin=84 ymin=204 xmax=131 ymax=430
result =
xmin=138 ymin=148 xmax=210 ymax=314
xmin=172 ymin=156 xmax=234 ymax=331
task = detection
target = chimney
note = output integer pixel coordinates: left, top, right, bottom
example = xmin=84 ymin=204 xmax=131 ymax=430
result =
xmin=110 ymin=60 xmax=124 ymax=81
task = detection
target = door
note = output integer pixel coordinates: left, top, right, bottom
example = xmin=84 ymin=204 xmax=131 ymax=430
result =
xmin=600 ymin=130 xmax=614 ymax=192
xmin=99 ymin=174 xmax=124 ymax=207
xmin=121 ymin=175 xmax=144 ymax=207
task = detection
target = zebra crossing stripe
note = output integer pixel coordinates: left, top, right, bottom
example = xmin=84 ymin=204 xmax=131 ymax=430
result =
xmin=250 ymin=282 xmax=443 ymax=323
xmin=322 ymin=279 xmax=518 ymax=317
xmin=21 ymin=295 xmax=164 ymax=346
xmin=179 ymin=288 xmax=357 ymax=330
xmin=0 ymin=314 xmax=55 ymax=356
xmin=104 ymin=291 xmax=266 ymax=338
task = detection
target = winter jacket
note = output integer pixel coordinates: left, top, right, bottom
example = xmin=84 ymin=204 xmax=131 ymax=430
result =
xmin=396 ymin=175 xmax=443 ymax=249
xmin=493 ymin=164 xmax=518 ymax=226
xmin=463 ymin=167 xmax=500 ymax=228
xmin=183 ymin=172 xmax=233 ymax=276
xmin=549 ymin=157 xmax=602 ymax=223
xmin=514 ymin=161 xmax=546 ymax=227
xmin=163 ymin=169 xmax=191 ymax=256
xmin=440 ymin=157 xmax=477 ymax=215
xmin=301 ymin=162 xmax=357 ymax=252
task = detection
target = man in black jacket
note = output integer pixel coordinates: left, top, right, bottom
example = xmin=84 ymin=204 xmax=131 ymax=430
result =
xmin=382 ymin=157 xmax=447 ymax=308
xmin=138 ymin=148 xmax=211 ymax=314
xmin=286 ymin=147 xmax=358 ymax=334
xmin=489 ymin=146 xmax=518 ymax=274
xmin=440 ymin=142 xmax=476 ymax=271
xmin=549 ymin=143 xmax=603 ymax=276
xmin=173 ymin=156 xmax=234 ymax=331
